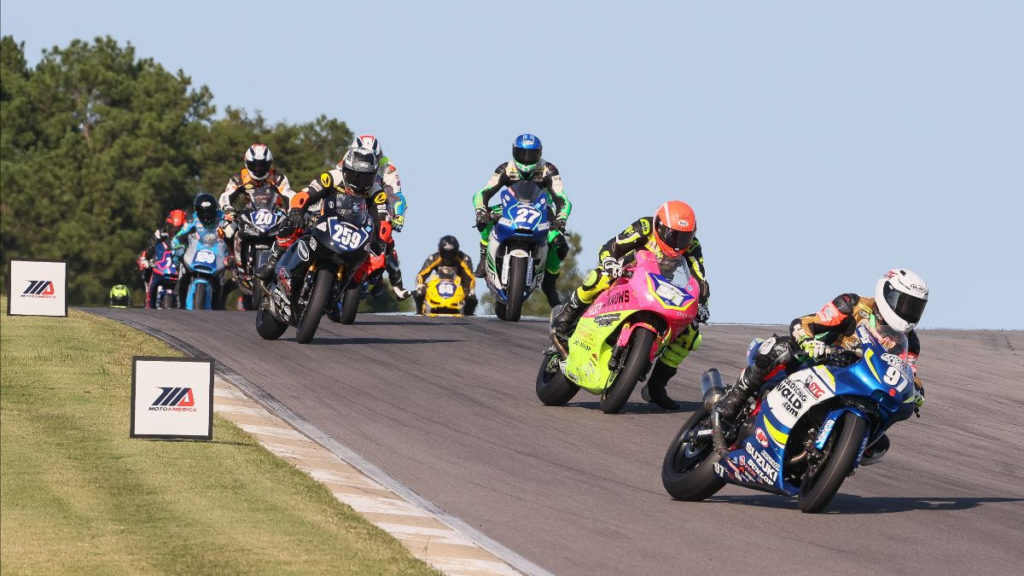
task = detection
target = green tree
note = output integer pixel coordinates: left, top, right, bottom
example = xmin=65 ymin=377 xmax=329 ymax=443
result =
xmin=1 ymin=36 xmax=214 ymax=303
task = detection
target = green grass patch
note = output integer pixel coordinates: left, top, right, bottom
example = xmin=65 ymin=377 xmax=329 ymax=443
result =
xmin=0 ymin=300 xmax=437 ymax=575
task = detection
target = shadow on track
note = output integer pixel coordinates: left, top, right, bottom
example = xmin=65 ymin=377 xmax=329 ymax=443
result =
xmin=701 ymin=493 xmax=1024 ymax=514
xmin=561 ymin=400 xmax=704 ymax=414
xmin=301 ymin=337 xmax=464 ymax=346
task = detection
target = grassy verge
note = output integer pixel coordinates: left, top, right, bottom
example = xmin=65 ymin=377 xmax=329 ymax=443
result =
xmin=0 ymin=300 xmax=437 ymax=575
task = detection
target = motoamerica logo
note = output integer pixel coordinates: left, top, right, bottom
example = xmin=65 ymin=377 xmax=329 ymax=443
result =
xmin=21 ymin=280 xmax=55 ymax=298
xmin=149 ymin=387 xmax=197 ymax=412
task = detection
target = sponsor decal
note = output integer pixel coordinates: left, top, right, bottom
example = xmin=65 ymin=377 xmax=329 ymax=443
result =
xmin=593 ymin=313 xmax=621 ymax=327
xmin=744 ymin=441 xmax=779 ymax=483
xmin=881 ymin=353 xmax=905 ymax=367
xmin=320 ymin=173 xmax=331 ymax=187
xmin=816 ymin=418 xmax=836 ymax=446
xmin=807 ymin=380 xmax=826 ymax=399
xmin=776 ymin=378 xmax=809 ymax=418
xmin=149 ymin=387 xmax=197 ymax=412
xmin=21 ymin=280 xmax=56 ymax=298
xmin=606 ymin=290 xmax=630 ymax=306
xmin=755 ymin=427 xmax=770 ymax=448
xmin=374 ymin=191 xmax=388 ymax=204
xmin=296 ymin=240 xmax=310 ymax=261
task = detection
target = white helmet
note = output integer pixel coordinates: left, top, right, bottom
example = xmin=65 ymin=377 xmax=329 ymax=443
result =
xmin=352 ymin=134 xmax=383 ymax=161
xmin=244 ymin=144 xmax=273 ymax=180
xmin=875 ymin=268 xmax=928 ymax=333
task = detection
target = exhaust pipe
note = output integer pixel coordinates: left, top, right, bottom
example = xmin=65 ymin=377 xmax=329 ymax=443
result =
xmin=701 ymin=368 xmax=725 ymax=412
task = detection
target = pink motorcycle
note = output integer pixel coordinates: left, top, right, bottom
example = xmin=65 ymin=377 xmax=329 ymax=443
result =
xmin=537 ymin=249 xmax=701 ymax=413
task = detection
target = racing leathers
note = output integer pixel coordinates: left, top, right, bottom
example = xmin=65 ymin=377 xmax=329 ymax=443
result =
xmin=219 ymin=168 xmax=293 ymax=212
xmin=551 ymin=216 xmax=710 ymax=410
xmin=377 ymin=156 xmax=408 ymax=296
xmin=714 ymin=293 xmax=923 ymax=464
xmin=414 ymin=251 xmax=477 ymax=316
xmin=473 ymin=160 xmax=571 ymax=306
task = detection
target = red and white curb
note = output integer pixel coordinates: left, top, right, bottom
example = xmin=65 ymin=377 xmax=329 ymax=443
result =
xmin=213 ymin=376 xmax=545 ymax=576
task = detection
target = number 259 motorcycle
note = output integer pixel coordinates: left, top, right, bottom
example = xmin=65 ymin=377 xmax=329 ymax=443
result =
xmin=535 ymin=249 xmax=701 ymax=413
xmin=661 ymin=322 xmax=921 ymax=513
xmin=255 ymin=195 xmax=373 ymax=344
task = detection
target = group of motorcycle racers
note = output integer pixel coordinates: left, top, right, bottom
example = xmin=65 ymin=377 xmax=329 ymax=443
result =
xmin=134 ymin=132 xmax=931 ymax=454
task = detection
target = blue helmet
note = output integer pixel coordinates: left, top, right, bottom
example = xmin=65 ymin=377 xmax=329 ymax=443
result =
xmin=512 ymin=133 xmax=543 ymax=176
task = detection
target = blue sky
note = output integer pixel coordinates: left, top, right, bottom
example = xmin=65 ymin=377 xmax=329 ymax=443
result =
xmin=3 ymin=1 xmax=1021 ymax=329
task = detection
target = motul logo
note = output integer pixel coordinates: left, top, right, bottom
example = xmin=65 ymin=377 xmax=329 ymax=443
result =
xmin=21 ymin=280 xmax=55 ymax=298
xmin=149 ymin=387 xmax=197 ymax=412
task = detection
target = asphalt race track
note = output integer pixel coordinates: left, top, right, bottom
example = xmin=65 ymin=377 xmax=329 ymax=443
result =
xmin=93 ymin=308 xmax=1024 ymax=576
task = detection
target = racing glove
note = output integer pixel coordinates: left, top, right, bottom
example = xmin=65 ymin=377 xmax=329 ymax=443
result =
xmin=798 ymin=337 xmax=829 ymax=360
xmin=475 ymin=207 xmax=492 ymax=231
xmin=601 ymin=257 xmax=624 ymax=278
xmin=392 ymin=214 xmax=404 ymax=231
xmin=697 ymin=303 xmax=711 ymax=324
xmin=554 ymin=216 xmax=568 ymax=232
xmin=280 ymin=210 xmax=303 ymax=236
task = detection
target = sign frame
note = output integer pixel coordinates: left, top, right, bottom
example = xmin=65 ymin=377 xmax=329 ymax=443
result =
xmin=7 ymin=259 xmax=68 ymax=317
xmin=130 ymin=356 xmax=215 ymax=440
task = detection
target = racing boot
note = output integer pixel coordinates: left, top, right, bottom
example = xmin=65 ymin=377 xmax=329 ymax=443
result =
xmin=257 ymin=243 xmax=284 ymax=282
xmin=550 ymin=291 xmax=586 ymax=357
xmin=541 ymin=272 xmax=561 ymax=307
xmin=475 ymin=243 xmax=488 ymax=278
xmin=860 ymin=434 xmax=890 ymax=466
xmin=714 ymin=366 xmax=761 ymax=427
xmin=641 ymin=361 xmax=680 ymax=410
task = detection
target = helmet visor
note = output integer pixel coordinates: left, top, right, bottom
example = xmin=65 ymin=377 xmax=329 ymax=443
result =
xmin=655 ymin=219 xmax=695 ymax=251
xmin=247 ymin=160 xmax=271 ymax=179
xmin=882 ymin=282 xmax=927 ymax=326
xmin=343 ymin=168 xmax=376 ymax=192
xmin=513 ymin=147 xmax=542 ymax=166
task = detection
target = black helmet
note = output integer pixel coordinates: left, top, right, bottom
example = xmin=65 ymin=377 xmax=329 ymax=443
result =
xmin=438 ymin=235 xmax=459 ymax=263
xmin=194 ymin=193 xmax=218 ymax=226
xmin=341 ymin=146 xmax=380 ymax=195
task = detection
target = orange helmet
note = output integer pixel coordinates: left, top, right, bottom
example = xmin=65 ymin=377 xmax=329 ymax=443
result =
xmin=166 ymin=209 xmax=188 ymax=228
xmin=653 ymin=201 xmax=697 ymax=258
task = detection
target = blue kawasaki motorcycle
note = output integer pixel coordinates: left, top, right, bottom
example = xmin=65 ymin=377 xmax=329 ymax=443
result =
xmin=662 ymin=322 xmax=921 ymax=513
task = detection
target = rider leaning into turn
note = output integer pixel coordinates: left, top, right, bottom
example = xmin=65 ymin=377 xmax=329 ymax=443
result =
xmin=413 ymin=235 xmax=478 ymax=316
xmin=714 ymin=268 xmax=929 ymax=465
xmin=550 ymin=200 xmax=711 ymax=410
xmin=473 ymin=133 xmax=571 ymax=307
xmin=219 ymin=143 xmax=294 ymax=213
xmin=257 ymin=146 xmax=409 ymax=300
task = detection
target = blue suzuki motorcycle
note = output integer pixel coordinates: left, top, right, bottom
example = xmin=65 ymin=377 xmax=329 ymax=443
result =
xmin=482 ymin=180 xmax=550 ymax=322
xmin=662 ymin=322 xmax=921 ymax=513
xmin=181 ymin=228 xmax=229 ymax=310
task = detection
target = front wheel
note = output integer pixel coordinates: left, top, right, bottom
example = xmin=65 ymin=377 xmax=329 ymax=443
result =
xmin=502 ymin=255 xmax=528 ymax=322
xmin=536 ymin=350 xmax=579 ymax=405
xmin=295 ymin=268 xmax=333 ymax=344
xmin=600 ymin=328 xmax=656 ymax=414
xmin=797 ymin=411 xmax=868 ymax=513
xmin=193 ymin=283 xmax=207 ymax=311
xmin=339 ymin=286 xmax=359 ymax=325
xmin=662 ymin=407 xmax=726 ymax=500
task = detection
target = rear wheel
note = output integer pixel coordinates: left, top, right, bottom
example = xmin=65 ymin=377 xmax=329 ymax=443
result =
xmin=295 ymin=268 xmax=333 ymax=344
xmin=600 ymin=329 xmax=656 ymax=414
xmin=662 ymin=407 xmax=726 ymax=500
xmin=502 ymin=256 xmax=528 ymax=322
xmin=798 ymin=412 xmax=867 ymax=513
xmin=536 ymin=350 xmax=579 ymax=405
xmin=251 ymin=282 xmax=264 ymax=311
xmin=339 ymin=286 xmax=359 ymax=325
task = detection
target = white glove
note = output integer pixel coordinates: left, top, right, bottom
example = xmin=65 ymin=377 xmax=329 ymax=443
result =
xmin=601 ymin=258 xmax=623 ymax=278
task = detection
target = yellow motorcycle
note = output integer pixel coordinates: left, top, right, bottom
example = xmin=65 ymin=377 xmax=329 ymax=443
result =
xmin=422 ymin=267 xmax=467 ymax=316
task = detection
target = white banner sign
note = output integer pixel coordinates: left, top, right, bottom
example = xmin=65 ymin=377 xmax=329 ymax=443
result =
xmin=7 ymin=260 xmax=67 ymax=317
xmin=131 ymin=357 xmax=214 ymax=440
